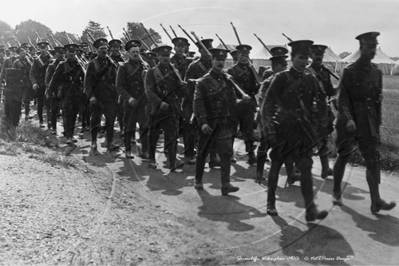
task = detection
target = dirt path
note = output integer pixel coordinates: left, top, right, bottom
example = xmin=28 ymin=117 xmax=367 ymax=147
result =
xmin=1 ymin=114 xmax=399 ymax=265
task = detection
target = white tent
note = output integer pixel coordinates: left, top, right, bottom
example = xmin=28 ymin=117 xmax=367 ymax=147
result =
xmin=323 ymin=47 xmax=341 ymax=73
xmin=391 ymin=59 xmax=399 ymax=75
xmin=336 ymin=48 xmax=395 ymax=75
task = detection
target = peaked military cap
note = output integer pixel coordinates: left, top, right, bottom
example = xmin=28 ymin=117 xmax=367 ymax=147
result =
xmin=146 ymin=51 xmax=157 ymax=58
xmin=230 ymin=49 xmax=238 ymax=56
xmin=64 ymin=43 xmax=79 ymax=51
xmin=8 ymin=46 xmax=17 ymax=52
xmin=311 ymin=44 xmax=328 ymax=54
xmin=195 ymin=38 xmax=213 ymax=50
xmin=81 ymin=42 xmax=89 ymax=47
xmin=270 ymin=46 xmax=289 ymax=60
xmin=53 ymin=46 xmax=65 ymax=53
xmin=288 ymin=40 xmax=314 ymax=55
xmin=125 ymin=40 xmax=141 ymax=51
xmin=93 ymin=38 xmax=108 ymax=49
xmin=153 ymin=44 xmax=173 ymax=55
xmin=356 ymin=31 xmax=380 ymax=45
xmin=28 ymin=46 xmax=35 ymax=51
xmin=20 ymin=43 xmax=30 ymax=49
xmin=37 ymin=41 xmax=49 ymax=48
xmin=236 ymin=44 xmax=252 ymax=54
xmin=208 ymin=48 xmax=229 ymax=59
xmin=108 ymin=39 xmax=122 ymax=47
xmin=16 ymin=47 xmax=26 ymax=54
xmin=172 ymin=37 xmax=189 ymax=46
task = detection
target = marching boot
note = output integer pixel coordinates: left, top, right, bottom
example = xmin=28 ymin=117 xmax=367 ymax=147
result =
xmin=332 ymin=156 xmax=349 ymax=206
xmin=124 ymin=132 xmax=134 ymax=159
xmin=139 ymin=134 xmax=150 ymax=160
xmin=286 ymin=160 xmax=300 ymax=185
xmin=367 ymin=168 xmax=396 ymax=213
xmin=299 ymin=162 xmax=328 ymax=222
xmin=256 ymin=151 xmax=267 ymax=183
xmin=220 ymin=154 xmax=239 ymax=195
xmin=194 ymin=154 xmax=206 ymax=191
xmin=248 ymin=151 xmax=257 ymax=166
xmin=320 ymin=155 xmax=333 ymax=179
xmin=266 ymin=159 xmax=283 ymax=216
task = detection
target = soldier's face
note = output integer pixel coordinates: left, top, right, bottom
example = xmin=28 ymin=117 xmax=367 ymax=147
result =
xmin=97 ymin=46 xmax=107 ymax=58
xmin=128 ymin=47 xmax=140 ymax=61
xmin=110 ymin=45 xmax=120 ymax=55
xmin=158 ymin=54 xmax=170 ymax=65
xmin=238 ymin=53 xmax=250 ymax=64
xmin=274 ymin=61 xmax=288 ymax=73
xmin=40 ymin=46 xmax=48 ymax=56
xmin=212 ymin=57 xmax=225 ymax=71
xmin=174 ymin=44 xmax=185 ymax=56
xmin=66 ymin=50 xmax=75 ymax=61
xmin=292 ymin=53 xmax=309 ymax=71
xmin=311 ymin=51 xmax=324 ymax=66
xmin=360 ymin=43 xmax=377 ymax=61
xmin=56 ymin=52 xmax=64 ymax=61
xmin=19 ymin=51 xmax=26 ymax=59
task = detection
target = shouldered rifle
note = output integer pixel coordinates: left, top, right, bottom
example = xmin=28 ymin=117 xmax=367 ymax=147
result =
xmin=107 ymin=26 xmax=114 ymax=40
xmin=123 ymin=28 xmax=132 ymax=40
xmin=190 ymin=31 xmax=212 ymax=57
xmin=160 ymin=24 xmax=173 ymax=41
xmin=253 ymin=33 xmax=272 ymax=54
xmin=169 ymin=25 xmax=178 ymax=38
xmin=177 ymin=25 xmax=196 ymax=45
xmin=230 ymin=22 xmax=241 ymax=46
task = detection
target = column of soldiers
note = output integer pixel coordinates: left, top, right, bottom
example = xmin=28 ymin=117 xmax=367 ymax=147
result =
xmin=0 ymin=30 xmax=395 ymax=215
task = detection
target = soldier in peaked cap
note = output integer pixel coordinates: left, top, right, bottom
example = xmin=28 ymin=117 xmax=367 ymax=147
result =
xmin=145 ymin=44 xmax=187 ymax=171
xmin=30 ymin=41 xmax=51 ymax=128
xmin=171 ymin=37 xmax=191 ymax=79
xmin=0 ymin=46 xmax=18 ymax=86
xmin=227 ymin=44 xmax=260 ymax=165
xmin=184 ymin=38 xmax=221 ymax=167
xmin=257 ymin=46 xmax=299 ymax=183
xmin=116 ymin=39 xmax=150 ymax=159
xmin=230 ymin=49 xmax=238 ymax=64
xmin=108 ymin=39 xmax=124 ymax=63
xmin=333 ymin=32 xmax=396 ymax=212
xmin=262 ymin=40 xmax=329 ymax=222
xmin=85 ymin=38 xmax=121 ymax=153
xmin=306 ymin=44 xmax=336 ymax=179
xmin=45 ymin=46 xmax=65 ymax=135
xmin=48 ymin=44 xmax=84 ymax=145
xmin=194 ymin=48 xmax=251 ymax=195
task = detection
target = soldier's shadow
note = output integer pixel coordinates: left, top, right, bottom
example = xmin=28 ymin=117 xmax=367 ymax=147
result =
xmin=340 ymin=205 xmax=399 ymax=246
xmin=197 ymin=190 xmax=266 ymax=232
xmin=268 ymin=216 xmax=354 ymax=266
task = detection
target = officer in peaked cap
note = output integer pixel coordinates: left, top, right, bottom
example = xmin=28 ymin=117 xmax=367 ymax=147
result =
xmin=109 ymin=39 xmax=123 ymax=62
xmin=145 ymin=44 xmax=187 ymax=171
xmin=194 ymin=47 xmax=250 ymax=195
xmin=307 ymin=43 xmax=336 ymax=180
xmin=333 ymin=31 xmax=396 ymax=213
xmin=227 ymin=43 xmax=260 ymax=165
xmin=262 ymin=39 xmax=329 ymax=221
xmin=125 ymin=39 xmax=141 ymax=51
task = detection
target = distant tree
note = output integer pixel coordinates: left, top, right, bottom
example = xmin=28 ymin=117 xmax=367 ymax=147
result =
xmin=0 ymin=20 xmax=13 ymax=47
xmin=125 ymin=22 xmax=162 ymax=50
xmin=82 ymin=21 xmax=107 ymax=42
xmin=53 ymin=31 xmax=80 ymax=46
xmin=339 ymin=51 xmax=351 ymax=59
xmin=14 ymin=19 xmax=53 ymax=45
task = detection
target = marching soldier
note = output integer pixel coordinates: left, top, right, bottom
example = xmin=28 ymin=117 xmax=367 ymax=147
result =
xmin=30 ymin=41 xmax=51 ymax=128
xmin=116 ymin=39 xmax=150 ymax=159
xmin=194 ymin=48 xmax=250 ymax=195
xmin=48 ymin=44 xmax=84 ymax=145
xmin=333 ymin=32 xmax=396 ymax=212
xmin=45 ymin=46 xmax=65 ymax=135
xmin=257 ymin=46 xmax=299 ymax=183
xmin=185 ymin=38 xmax=220 ymax=166
xmin=307 ymin=44 xmax=336 ymax=179
xmin=227 ymin=44 xmax=260 ymax=165
xmin=170 ymin=37 xmax=191 ymax=80
xmin=0 ymin=47 xmax=18 ymax=89
xmin=145 ymin=44 xmax=187 ymax=170
xmin=262 ymin=40 xmax=328 ymax=221
xmin=12 ymin=47 xmax=33 ymax=122
xmin=145 ymin=51 xmax=158 ymax=68
xmin=85 ymin=38 xmax=120 ymax=154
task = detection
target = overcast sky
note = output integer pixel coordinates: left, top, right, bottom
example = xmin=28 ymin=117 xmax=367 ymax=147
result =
xmin=2 ymin=0 xmax=398 ymax=56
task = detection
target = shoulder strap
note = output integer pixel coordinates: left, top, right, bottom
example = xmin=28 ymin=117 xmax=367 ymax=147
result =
xmin=197 ymin=61 xmax=207 ymax=73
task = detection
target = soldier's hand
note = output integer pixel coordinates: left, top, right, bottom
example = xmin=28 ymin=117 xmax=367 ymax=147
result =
xmin=33 ymin=84 xmax=39 ymax=91
xmin=160 ymin=102 xmax=169 ymax=111
xmin=346 ymin=120 xmax=356 ymax=132
xmin=128 ymin=97 xmax=138 ymax=107
xmin=90 ymin=96 xmax=97 ymax=105
xmin=201 ymin=124 xmax=212 ymax=135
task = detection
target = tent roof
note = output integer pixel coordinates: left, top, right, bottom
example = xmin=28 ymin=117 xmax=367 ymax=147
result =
xmin=215 ymin=43 xmax=238 ymax=51
xmin=340 ymin=48 xmax=395 ymax=64
xmin=323 ymin=47 xmax=341 ymax=62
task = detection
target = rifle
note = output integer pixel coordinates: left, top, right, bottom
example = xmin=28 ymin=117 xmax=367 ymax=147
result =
xmin=253 ymin=33 xmax=272 ymax=54
xmin=107 ymin=26 xmax=114 ymax=40
xmin=160 ymin=24 xmax=173 ymax=42
xmin=177 ymin=25 xmax=196 ymax=45
xmin=190 ymin=31 xmax=211 ymax=57
xmin=281 ymin=33 xmax=339 ymax=80
xmin=123 ymin=28 xmax=132 ymax=40
xmin=169 ymin=25 xmax=178 ymax=38
xmin=229 ymin=22 xmax=262 ymax=86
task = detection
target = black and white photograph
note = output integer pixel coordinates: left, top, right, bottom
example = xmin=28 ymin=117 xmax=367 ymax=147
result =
xmin=0 ymin=0 xmax=398 ymax=265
